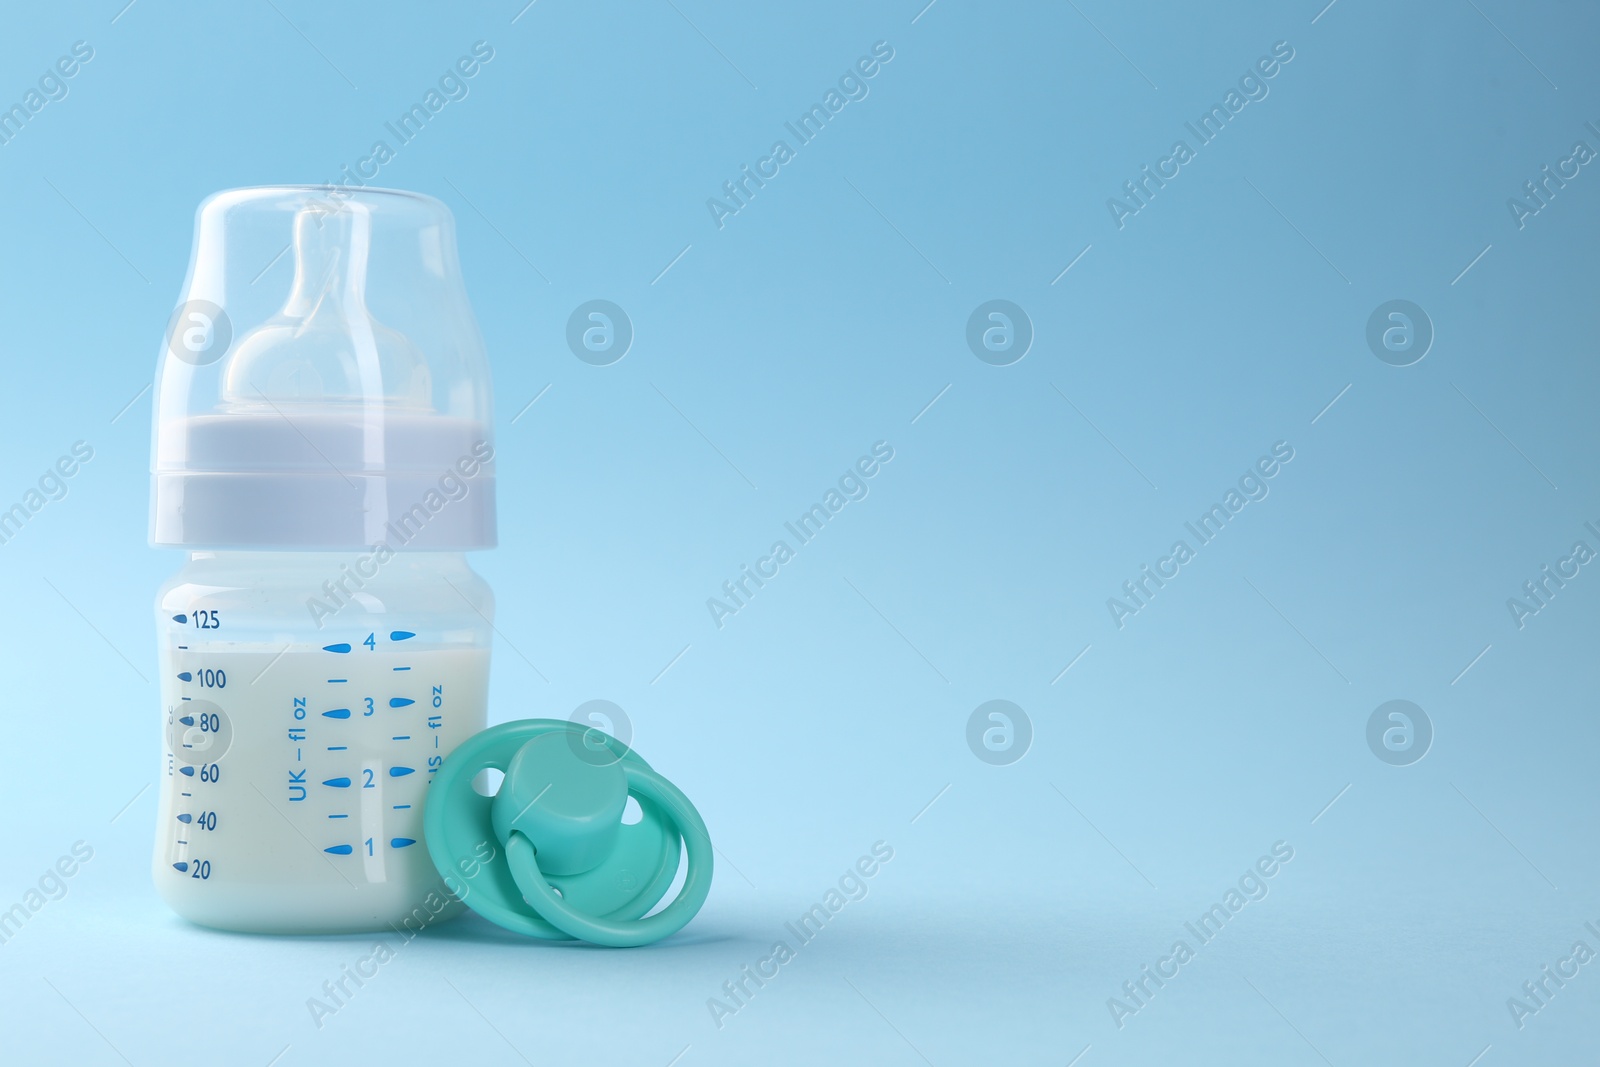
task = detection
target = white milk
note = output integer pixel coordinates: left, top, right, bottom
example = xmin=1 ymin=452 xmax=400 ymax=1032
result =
xmin=152 ymin=553 xmax=492 ymax=933
xmin=153 ymin=643 xmax=488 ymax=932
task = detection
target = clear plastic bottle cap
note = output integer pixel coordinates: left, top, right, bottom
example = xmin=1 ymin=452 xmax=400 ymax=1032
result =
xmin=151 ymin=186 xmax=496 ymax=550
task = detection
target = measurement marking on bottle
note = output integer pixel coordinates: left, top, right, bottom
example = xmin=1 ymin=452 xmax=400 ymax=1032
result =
xmin=392 ymin=735 xmax=410 ymax=741
xmin=323 ymin=708 xmax=350 ymax=719
xmin=323 ymin=643 xmax=352 ymax=654
xmin=325 ymin=844 xmax=353 ymax=855
xmin=392 ymin=804 xmax=411 ymax=810
xmin=328 ymin=678 xmax=347 ymax=684
xmin=328 ymin=814 xmax=348 ymax=819
xmin=323 ymin=777 xmax=352 ymax=788
xmin=359 ymin=759 xmax=388 ymax=882
xmin=391 ymin=838 xmax=416 ymax=848
xmin=177 ymin=814 xmax=192 ymax=823
xmin=178 ymin=672 xmax=192 ymax=681
xmin=390 ymin=766 xmax=415 ymax=777
xmin=390 ymin=698 xmax=414 ymax=708
xmin=393 ymin=666 xmax=411 ymax=672
xmin=327 ymin=746 xmax=348 ymax=752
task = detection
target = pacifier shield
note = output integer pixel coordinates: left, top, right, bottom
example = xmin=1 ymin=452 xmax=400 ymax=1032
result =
xmin=425 ymin=720 xmax=685 ymax=941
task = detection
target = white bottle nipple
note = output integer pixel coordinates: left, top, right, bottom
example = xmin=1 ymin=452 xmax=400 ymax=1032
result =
xmin=221 ymin=201 xmax=431 ymax=410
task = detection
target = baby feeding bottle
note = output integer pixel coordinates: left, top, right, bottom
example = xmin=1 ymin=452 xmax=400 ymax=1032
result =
xmin=149 ymin=187 xmax=496 ymax=933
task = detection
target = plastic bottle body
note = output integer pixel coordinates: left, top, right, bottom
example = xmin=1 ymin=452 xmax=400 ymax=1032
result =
xmin=152 ymin=550 xmax=491 ymax=933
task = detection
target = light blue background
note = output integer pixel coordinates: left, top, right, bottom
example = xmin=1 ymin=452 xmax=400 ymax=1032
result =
xmin=0 ymin=0 xmax=1596 ymax=1064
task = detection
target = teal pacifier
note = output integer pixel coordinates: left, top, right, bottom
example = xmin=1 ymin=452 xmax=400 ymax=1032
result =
xmin=424 ymin=719 xmax=712 ymax=946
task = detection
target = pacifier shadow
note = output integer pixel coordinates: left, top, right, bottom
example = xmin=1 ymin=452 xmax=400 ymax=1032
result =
xmin=417 ymin=910 xmax=738 ymax=950
xmin=160 ymin=910 xmax=736 ymax=951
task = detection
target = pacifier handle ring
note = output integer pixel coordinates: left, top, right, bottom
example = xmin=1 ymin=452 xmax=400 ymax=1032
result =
xmin=504 ymin=763 xmax=713 ymax=948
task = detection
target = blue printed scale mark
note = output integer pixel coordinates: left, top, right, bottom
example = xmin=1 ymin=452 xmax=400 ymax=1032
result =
xmin=390 ymin=631 xmax=415 ymax=641
xmin=179 ymin=766 xmax=195 ymax=777
xmin=323 ymin=777 xmax=351 ymax=788
xmin=172 ymin=614 xmax=188 ymax=624
xmin=324 ymin=844 xmax=354 ymax=855
xmin=177 ymin=672 xmax=192 ymax=682
xmin=176 ymin=814 xmax=192 ymax=823
xmin=389 ymin=697 xmax=414 ymax=708
xmin=179 ymin=715 xmax=194 ymax=726
xmin=391 ymin=838 xmax=416 ymax=849
xmin=323 ymin=708 xmax=351 ymax=719
xmin=390 ymin=766 xmax=415 ymax=777
xmin=173 ymin=861 xmax=189 ymax=872
xmin=323 ymin=643 xmax=351 ymax=653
